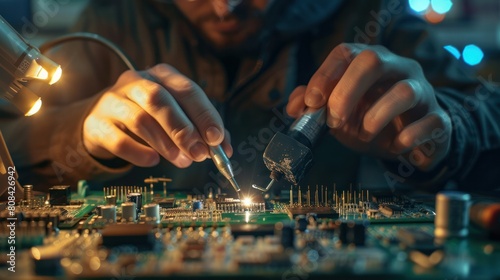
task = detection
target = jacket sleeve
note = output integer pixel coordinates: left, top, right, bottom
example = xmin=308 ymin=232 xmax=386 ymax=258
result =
xmin=379 ymin=4 xmax=500 ymax=191
xmin=0 ymin=1 xmax=132 ymax=191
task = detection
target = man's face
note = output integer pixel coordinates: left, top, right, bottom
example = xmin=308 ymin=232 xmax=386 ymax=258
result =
xmin=174 ymin=0 xmax=270 ymax=52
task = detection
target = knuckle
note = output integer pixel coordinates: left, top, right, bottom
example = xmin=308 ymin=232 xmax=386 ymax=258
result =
xmin=358 ymin=49 xmax=383 ymax=69
xmin=144 ymin=85 xmax=168 ymax=106
xmin=118 ymin=70 xmax=140 ymax=83
xmin=335 ymin=43 xmax=356 ymax=61
xmin=129 ymin=109 xmax=149 ymax=128
xmin=171 ymin=125 xmax=196 ymax=146
xmin=398 ymin=132 xmax=416 ymax=148
xmin=111 ymin=137 xmax=128 ymax=154
xmin=397 ymin=81 xmax=417 ymax=103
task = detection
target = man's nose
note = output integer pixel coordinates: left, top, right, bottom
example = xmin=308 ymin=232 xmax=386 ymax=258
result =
xmin=211 ymin=0 xmax=243 ymax=18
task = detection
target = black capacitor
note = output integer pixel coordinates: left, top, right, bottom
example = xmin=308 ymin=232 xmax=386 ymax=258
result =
xmin=339 ymin=220 xmax=367 ymax=246
xmin=275 ymin=221 xmax=295 ymax=248
xmin=306 ymin=213 xmax=318 ymax=226
xmin=295 ymin=215 xmax=308 ymax=232
xmin=127 ymin=192 xmax=143 ymax=214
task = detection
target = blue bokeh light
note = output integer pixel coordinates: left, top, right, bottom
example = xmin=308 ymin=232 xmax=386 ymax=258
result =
xmin=443 ymin=45 xmax=461 ymax=59
xmin=409 ymin=0 xmax=430 ymax=12
xmin=462 ymin=44 xmax=484 ymax=66
xmin=431 ymin=0 xmax=453 ymax=14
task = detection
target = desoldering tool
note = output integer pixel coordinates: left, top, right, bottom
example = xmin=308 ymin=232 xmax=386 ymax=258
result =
xmin=252 ymin=107 xmax=326 ymax=192
xmin=210 ymin=145 xmax=241 ymax=195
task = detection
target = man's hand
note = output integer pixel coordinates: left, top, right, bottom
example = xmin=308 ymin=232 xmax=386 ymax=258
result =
xmin=287 ymin=43 xmax=452 ymax=171
xmin=83 ymin=64 xmax=232 ymax=168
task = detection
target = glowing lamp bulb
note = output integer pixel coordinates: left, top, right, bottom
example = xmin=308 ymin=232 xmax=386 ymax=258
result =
xmin=25 ymin=98 xmax=42 ymax=116
xmin=49 ymin=66 xmax=62 ymax=85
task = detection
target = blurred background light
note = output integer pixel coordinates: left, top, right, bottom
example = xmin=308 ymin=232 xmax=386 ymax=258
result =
xmin=409 ymin=0 xmax=431 ymax=12
xmin=462 ymin=44 xmax=484 ymax=65
xmin=431 ymin=0 xmax=454 ymax=14
xmin=444 ymin=45 xmax=461 ymax=59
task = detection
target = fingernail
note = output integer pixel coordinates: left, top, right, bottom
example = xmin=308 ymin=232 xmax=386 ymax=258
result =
xmin=206 ymin=126 xmax=223 ymax=144
xmin=359 ymin=129 xmax=371 ymax=142
xmin=190 ymin=142 xmax=207 ymax=161
xmin=305 ymin=88 xmax=325 ymax=107
xmin=327 ymin=110 xmax=343 ymax=129
xmin=178 ymin=153 xmax=193 ymax=167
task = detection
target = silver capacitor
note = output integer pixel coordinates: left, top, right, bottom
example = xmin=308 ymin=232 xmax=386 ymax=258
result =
xmin=435 ymin=191 xmax=471 ymax=238
xmin=101 ymin=205 xmax=116 ymax=223
xmin=144 ymin=203 xmax=160 ymax=223
xmin=121 ymin=202 xmax=136 ymax=222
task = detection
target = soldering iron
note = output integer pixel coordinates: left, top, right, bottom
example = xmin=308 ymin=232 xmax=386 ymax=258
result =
xmin=253 ymin=107 xmax=327 ymax=192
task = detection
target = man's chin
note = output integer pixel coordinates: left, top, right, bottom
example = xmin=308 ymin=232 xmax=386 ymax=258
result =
xmin=205 ymin=36 xmax=262 ymax=57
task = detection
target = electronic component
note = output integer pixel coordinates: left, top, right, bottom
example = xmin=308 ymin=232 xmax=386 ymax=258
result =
xmin=101 ymin=224 xmax=155 ymax=250
xmin=274 ymin=221 xmax=295 ymax=248
xmin=192 ymin=200 xmax=203 ymax=211
xmin=127 ymin=192 xmax=143 ymax=214
xmin=144 ymin=203 xmax=160 ymax=223
xmin=49 ymin=185 xmax=71 ymax=206
xmin=339 ymin=221 xmax=367 ymax=246
xmin=434 ymin=191 xmax=471 ymax=238
xmin=105 ymin=194 xmax=116 ymax=205
xmin=101 ymin=205 xmax=116 ymax=223
xmin=121 ymin=201 xmax=136 ymax=222
xmin=379 ymin=204 xmax=403 ymax=217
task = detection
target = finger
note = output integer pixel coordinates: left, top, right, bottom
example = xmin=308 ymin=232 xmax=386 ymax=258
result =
xmin=85 ymin=117 xmax=160 ymax=167
xmin=360 ymin=79 xmax=420 ymax=142
xmin=100 ymin=94 xmax=193 ymax=168
xmin=220 ymin=129 xmax=233 ymax=157
xmin=123 ymin=77 xmax=209 ymax=162
xmin=149 ymin=64 xmax=225 ymax=146
xmin=327 ymin=45 xmax=415 ymax=129
xmin=304 ymin=43 xmax=355 ymax=108
xmin=390 ymin=113 xmax=450 ymax=159
xmin=286 ymin=85 xmax=307 ymax=118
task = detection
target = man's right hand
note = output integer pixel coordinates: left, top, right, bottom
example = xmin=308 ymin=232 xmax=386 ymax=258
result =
xmin=83 ymin=64 xmax=231 ymax=168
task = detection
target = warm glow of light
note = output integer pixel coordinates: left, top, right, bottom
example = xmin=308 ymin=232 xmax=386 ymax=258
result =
xmin=49 ymin=66 xmax=62 ymax=85
xmin=31 ymin=247 xmax=42 ymax=260
xmin=242 ymin=197 xmax=252 ymax=207
xmin=25 ymin=98 xmax=42 ymax=116
xmin=37 ymin=68 xmax=49 ymax=80
xmin=245 ymin=211 xmax=251 ymax=223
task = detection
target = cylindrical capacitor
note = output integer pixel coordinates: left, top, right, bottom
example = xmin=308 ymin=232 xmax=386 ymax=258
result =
xmin=295 ymin=215 xmax=308 ymax=232
xmin=105 ymin=195 xmax=117 ymax=205
xmin=275 ymin=221 xmax=295 ymax=249
xmin=121 ymin=202 xmax=136 ymax=222
xmin=127 ymin=192 xmax=143 ymax=214
xmin=192 ymin=200 xmax=203 ymax=211
xmin=23 ymin=185 xmax=33 ymax=206
xmin=435 ymin=191 xmax=471 ymax=238
xmin=101 ymin=205 xmax=116 ymax=223
xmin=95 ymin=205 xmax=102 ymax=217
xmin=144 ymin=203 xmax=160 ymax=223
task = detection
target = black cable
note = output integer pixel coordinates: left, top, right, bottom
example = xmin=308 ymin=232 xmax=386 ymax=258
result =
xmin=39 ymin=32 xmax=137 ymax=71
